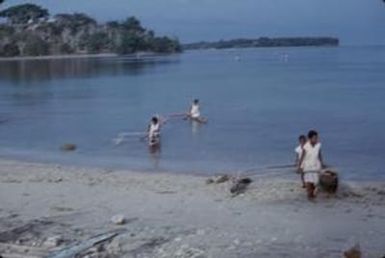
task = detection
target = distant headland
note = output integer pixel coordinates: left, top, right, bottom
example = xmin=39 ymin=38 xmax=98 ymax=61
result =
xmin=183 ymin=37 xmax=339 ymax=50
xmin=0 ymin=4 xmax=340 ymax=58
xmin=0 ymin=3 xmax=181 ymax=58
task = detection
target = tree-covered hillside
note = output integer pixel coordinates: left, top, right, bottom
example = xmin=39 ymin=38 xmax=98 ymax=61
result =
xmin=0 ymin=3 xmax=181 ymax=57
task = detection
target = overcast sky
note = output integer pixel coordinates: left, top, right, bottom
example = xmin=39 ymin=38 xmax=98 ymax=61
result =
xmin=4 ymin=0 xmax=385 ymax=45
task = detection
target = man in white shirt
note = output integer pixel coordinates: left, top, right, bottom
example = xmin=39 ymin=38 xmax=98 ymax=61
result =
xmin=295 ymin=135 xmax=307 ymax=188
xmin=298 ymin=130 xmax=325 ymax=200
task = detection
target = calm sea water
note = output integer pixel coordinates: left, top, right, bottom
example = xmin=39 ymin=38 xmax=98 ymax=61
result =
xmin=0 ymin=47 xmax=384 ymax=180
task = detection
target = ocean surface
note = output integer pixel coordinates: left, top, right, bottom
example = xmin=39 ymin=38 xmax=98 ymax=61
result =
xmin=0 ymin=47 xmax=384 ymax=180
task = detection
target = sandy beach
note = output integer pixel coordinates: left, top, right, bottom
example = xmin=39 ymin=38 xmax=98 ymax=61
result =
xmin=0 ymin=159 xmax=384 ymax=257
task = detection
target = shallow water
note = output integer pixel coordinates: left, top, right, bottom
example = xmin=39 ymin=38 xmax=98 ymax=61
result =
xmin=0 ymin=47 xmax=384 ymax=179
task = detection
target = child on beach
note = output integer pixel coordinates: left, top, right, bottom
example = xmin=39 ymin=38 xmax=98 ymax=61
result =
xmin=295 ymin=135 xmax=307 ymax=188
xmin=298 ymin=130 xmax=325 ymax=200
xmin=188 ymin=99 xmax=207 ymax=123
xmin=147 ymin=116 xmax=161 ymax=147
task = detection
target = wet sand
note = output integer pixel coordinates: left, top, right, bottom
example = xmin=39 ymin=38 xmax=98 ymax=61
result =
xmin=0 ymin=159 xmax=384 ymax=257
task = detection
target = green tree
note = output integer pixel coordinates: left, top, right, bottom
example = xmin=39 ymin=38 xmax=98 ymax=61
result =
xmin=59 ymin=43 xmax=74 ymax=54
xmin=54 ymin=13 xmax=96 ymax=34
xmin=0 ymin=24 xmax=14 ymax=37
xmin=85 ymin=32 xmax=111 ymax=53
xmin=121 ymin=17 xmax=145 ymax=33
xmin=0 ymin=4 xmax=49 ymax=24
xmin=1 ymin=42 xmax=20 ymax=57
xmin=0 ymin=4 xmax=181 ymax=57
xmin=106 ymin=21 xmax=119 ymax=29
xmin=23 ymin=35 xmax=49 ymax=56
xmin=117 ymin=34 xmax=140 ymax=54
xmin=150 ymin=36 xmax=181 ymax=53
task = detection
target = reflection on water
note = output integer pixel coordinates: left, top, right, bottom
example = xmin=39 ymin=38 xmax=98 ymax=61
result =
xmin=191 ymin=120 xmax=201 ymax=135
xmin=148 ymin=144 xmax=161 ymax=170
xmin=0 ymin=55 xmax=180 ymax=82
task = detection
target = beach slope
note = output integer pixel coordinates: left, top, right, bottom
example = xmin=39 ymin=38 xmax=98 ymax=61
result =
xmin=0 ymin=159 xmax=384 ymax=257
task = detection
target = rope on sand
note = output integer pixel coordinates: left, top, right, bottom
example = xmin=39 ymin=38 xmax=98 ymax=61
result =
xmin=228 ymin=165 xmax=297 ymax=196
xmin=233 ymin=164 xmax=296 ymax=179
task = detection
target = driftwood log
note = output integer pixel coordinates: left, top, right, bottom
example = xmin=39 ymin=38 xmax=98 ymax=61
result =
xmin=49 ymin=231 xmax=121 ymax=258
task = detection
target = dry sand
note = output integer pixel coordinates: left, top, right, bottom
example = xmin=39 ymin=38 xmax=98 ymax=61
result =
xmin=0 ymin=159 xmax=384 ymax=257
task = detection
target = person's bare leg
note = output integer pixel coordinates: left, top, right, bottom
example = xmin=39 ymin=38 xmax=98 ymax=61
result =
xmin=197 ymin=117 xmax=207 ymax=124
xmin=190 ymin=117 xmax=206 ymax=124
xmin=306 ymin=183 xmax=315 ymax=200
xmin=301 ymin=172 xmax=305 ymax=188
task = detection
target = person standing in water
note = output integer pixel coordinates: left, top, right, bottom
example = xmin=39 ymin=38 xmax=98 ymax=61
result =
xmin=295 ymin=135 xmax=307 ymax=188
xmin=188 ymin=99 xmax=207 ymax=123
xmin=147 ymin=116 xmax=161 ymax=147
xmin=298 ymin=130 xmax=325 ymax=200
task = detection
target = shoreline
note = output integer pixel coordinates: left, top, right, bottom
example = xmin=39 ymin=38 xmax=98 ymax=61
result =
xmin=0 ymin=52 xmax=178 ymax=62
xmin=1 ymin=158 xmax=385 ymax=257
xmin=0 ymin=53 xmax=118 ymax=61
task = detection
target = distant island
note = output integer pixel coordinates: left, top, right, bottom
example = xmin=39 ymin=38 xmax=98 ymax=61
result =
xmin=183 ymin=37 xmax=339 ymax=50
xmin=0 ymin=3 xmax=181 ymax=58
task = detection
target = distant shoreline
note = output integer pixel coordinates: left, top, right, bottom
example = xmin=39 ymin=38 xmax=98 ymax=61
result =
xmin=0 ymin=53 xmax=117 ymax=61
xmin=183 ymin=37 xmax=339 ymax=51
xmin=0 ymin=44 xmax=337 ymax=61
xmin=0 ymin=52 xmax=180 ymax=61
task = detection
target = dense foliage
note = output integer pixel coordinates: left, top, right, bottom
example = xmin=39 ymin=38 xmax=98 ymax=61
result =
xmin=0 ymin=4 xmax=181 ymax=57
xmin=0 ymin=4 xmax=48 ymax=24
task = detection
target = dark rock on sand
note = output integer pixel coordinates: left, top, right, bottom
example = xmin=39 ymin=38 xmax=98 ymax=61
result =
xmin=206 ymin=175 xmax=230 ymax=185
xmin=344 ymin=244 xmax=361 ymax=258
xmin=230 ymin=178 xmax=253 ymax=196
xmin=60 ymin=144 xmax=77 ymax=151
xmin=215 ymin=175 xmax=230 ymax=184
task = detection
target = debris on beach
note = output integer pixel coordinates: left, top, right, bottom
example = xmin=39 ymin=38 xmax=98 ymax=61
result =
xmin=206 ymin=175 xmax=230 ymax=184
xmin=111 ymin=214 xmax=126 ymax=225
xmin=216 ymin=175 xmax=230 ymax=184
xmin=173 ymin=244 xmax=206 ymax=258
xmin=50 ymin=231 xmax=121 ymax=258
xmin=230 ymin=178 xmax=253 ymax=196
xmin=0 ymin=242 xmax=52 ymax=258
xmin=205 ymin=178 xmax=215 ymax=184
xmin=43 ymin=235 xmax=63 ymax=248
xmin=320 ymin=170 xmax=339 ymax=194
xmin=343 ymin=244 xmax=361 ymax=258
xmin=60 ymin=143 xmax=77 ymax=152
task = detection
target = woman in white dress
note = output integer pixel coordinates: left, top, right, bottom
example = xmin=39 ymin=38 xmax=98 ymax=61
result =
xmin=298 ymin=130 xmax=325 ymax=200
